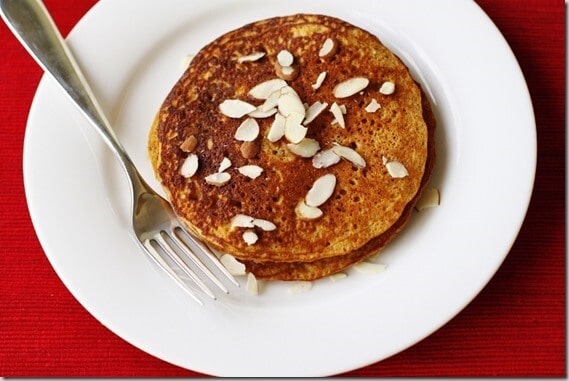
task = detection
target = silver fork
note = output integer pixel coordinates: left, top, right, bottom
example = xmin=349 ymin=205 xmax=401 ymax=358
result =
xmin=0 ymin=0 xmax=238 ymax=305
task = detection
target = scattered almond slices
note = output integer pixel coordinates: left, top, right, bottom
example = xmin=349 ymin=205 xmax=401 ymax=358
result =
xmin=219 ymin=99 xmax=257 ymax=118
xmin=319 ymin=37 xmax=338 ymax=58
xmin=180 ymin=153 xmax=199 ymax=178
xmin=219 ymin=254 xmax=247 ymax=276
xmin=238 ymin=165 xmax=264 ymax=179
xmin=242 ymin=230 xmax=259 ymax=245
xmin=329 ymin=102 xmax=345 ymax=128
xmin=234 ymin=118 xmax=260 ymax=141
xmin=333 ymin=77 xmax=369 ymax=98
xmin=231 ymin=214 xmax=255 ymax=229
xmin=379 ymin=81 xmax=395 ymax=95
xmin=267 ymin=113 xmax=286 ymax=142
xmin=218 ymin=156 xmax=232 ymax=173
xmin=312 ymin=148 xmax=341 ymax=169
xmin=365 ymin=98 xmax=381 ymax=113
xmin=287 ymin=138 xmax=321 ymax=158
xmin=303 ymin=101 xmax=328 ymax=125
xmin=277 ymin=49 xmax=294 ymax=67
xmin=248 ymin=78 xmax=288 ymax=100
xmin=312 ymin=71 xmax=327 ymax=90
xmin=305 ymin=174 xmax=336 ymax=207
xmin=385 ymin=160 xmax=409 ymax=178
xmin=246 ymin=272 xmax=259 ymax=295
xmin=288 ymin=281 xmax=312 ymax=294
xmin=284 ymin=111 xmax=308 ymax=144
xmin=237 ymin=51 xmax=265 ymax=63
xmin=205 ymin=172 xmax=231 ymax=186
xmin=295 ymin=199 xmax=323 ymax=220
xmin=332 ymin=143 xmax=366 ymax=168
xmin=352 ymin=261 xmax=387 ymax=274
xmin=415 ymin=188 xmax=441 ymax=211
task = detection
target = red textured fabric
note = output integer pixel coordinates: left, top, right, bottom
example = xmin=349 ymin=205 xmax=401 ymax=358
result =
xmin=0 ymin=0 xmax=564 ymax=377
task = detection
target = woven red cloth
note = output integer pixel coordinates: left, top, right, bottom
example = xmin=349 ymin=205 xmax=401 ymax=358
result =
xmin=0 ymin=0 xmax=564 ymax=377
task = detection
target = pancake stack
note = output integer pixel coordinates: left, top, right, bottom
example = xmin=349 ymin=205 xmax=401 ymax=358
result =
xmin=148 ymin=14 xmax=435 ymax=280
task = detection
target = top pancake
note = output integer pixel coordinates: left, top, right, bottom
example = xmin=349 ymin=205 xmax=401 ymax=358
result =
xmin=150 ymin=14 xmax=431 ymax=263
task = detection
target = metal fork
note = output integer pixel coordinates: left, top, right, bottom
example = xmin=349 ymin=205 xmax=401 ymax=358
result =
xmin=0 ymin=0 xmax=238 ymax=305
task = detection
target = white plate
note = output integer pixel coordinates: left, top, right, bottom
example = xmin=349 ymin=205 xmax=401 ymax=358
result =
xmin=23 ymin=0 xmax=536 ymax=376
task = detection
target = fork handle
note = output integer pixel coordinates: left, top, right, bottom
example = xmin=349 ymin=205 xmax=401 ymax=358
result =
xmin=0 ymin=0 xmax=144 ymax=188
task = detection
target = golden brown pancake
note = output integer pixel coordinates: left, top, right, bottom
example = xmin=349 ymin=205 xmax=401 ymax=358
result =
xmin=149 ymin=14 xmax=435 ymax=279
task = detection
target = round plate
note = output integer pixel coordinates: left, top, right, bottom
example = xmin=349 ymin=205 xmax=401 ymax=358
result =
xmin=23 ymin=0 xmax=536 ymax=376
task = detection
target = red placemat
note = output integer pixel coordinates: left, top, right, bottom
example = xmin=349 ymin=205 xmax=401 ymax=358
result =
xmin=0 ymin=0 xmax=564 ymax=377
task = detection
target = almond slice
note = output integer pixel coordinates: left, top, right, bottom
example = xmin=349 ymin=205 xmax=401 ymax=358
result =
xmin=288 ymin=281 xmax=312 ymax=294
xmin=379 ymin=81 xmax=395 ymax=95
xmin=248 ymin=106 xmax=277 ymax=119
xmin=295 ymin=199 xmax=323 ymax=220
xmin=218 ymin=156 xmax=232 ymax=173
xmin=180 ymin=154 xmax=199 ymax=178
xmin=352 ymin=261 xmax=387 ymax=274
xmin=415 ymin=188 xmax=440 ymax=211
xmin=205 ymin=172 xmax=231 ymax=186
xmin=284 ymin=112 xmax=308 ymax=144
xmin=276 ymin=65 xmax=299 ymax=81
xmin=277 ymin=49 xmax=294 ymax=67
xmin=219 ymin=99 xmax=257 ymax=118
xmin=238 ymin=165 xmax=264 ymax=179
xmin=319 ymin=37 xmax=338 ymax=58
xmin=365 ymin=98 xmax=381 ymax=113
xmin=267 ymin=113 xmax=286 ymax=142
xmin=329 ymin=102 xmax=345 ymax=128
xmin=259 ymin=90 xmax=282 ymax=111
xmin=312 ymin=148 xmax=341 ymax=169
xmin=332 ymin=143 xmax=366 ymax=168
xmin=248 ymin=78 xmax=288 ymax=100
xmin=305 ymin=173 xmax=336 ymax=207
xmin=246 ymin=272 xmax=259 ymax=295
xmin=237 ymin=51 xmax=265 ymax=63
xmin=231 ymin=214 xmax=255 ymax=229
xmin=303 ymin=101 xmax=328 ymax=125
xmin=333 ymin=77 xmax=370 ymax=98
xmin=242 ymin=230 xmax=258 ymax=245
xmin=287 ymin=138 xmax=321 ymax=158
xmin=329 ymin=272 xmax=348 ymax=281
xmin=278 ymin=87 xmax=306 ymax=117
xmin=220 ymin=254 xmax=247 ymax=276
xmin=181 ymin=54 xmax=195 ymax=70
xmin=385 ymin=160 xmax=409 ymax=178
xmin=312 ymin=71 xmax=327 ymax=90
xmin=240 ymin=140 xmax=261 ymax=159
xmin=253 ymin=218 xmax=277 ymax=231
xmin=234 ymin=118 xmax=260 ymax=141
xmin=180 ymin=135 xmax=198 ymax=153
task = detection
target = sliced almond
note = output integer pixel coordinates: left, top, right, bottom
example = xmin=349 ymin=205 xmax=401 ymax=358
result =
xmin=295 ymin=199 xmax=323 ymax=220
xmin=365 ymin=98 xmax=381 ymax=113
xmin=259 ymin=90 xmax=282 ymax=111
xmin=332 ymin=143 xmax=366 ymax=168
xmin=234 ymin=118 xmax=260 ymax=141
xmin=240 ymin=140 xmax=261 ymax=159
xmin=305 ymin=173 xmax=336 ymax=207
xmin=284 ymin=111 xmax=308 ymax=144
xmin=276 ymin=65 xmax=299 ymax=81
xmin=278 ymin=87 xmax=306 ymax=117
xmin=205 ymin=172 xmax=231 ymax=186
xmin=287 ymin=138 xmax=321 ymax=158
xmin=220 ymin=254 xmax=247 ymax=276
xmin=180 ymin=154 xmax=199 ymax=178
xmin=242 ymin=230 xmax=258 ymax=245
xmin=277 ymin=49 xmax=294 ymax=67
xmin=248 ymin=106 xmax=277 ymax=119
xmin=415 ymin=188 xmax=440 ymax=211
xmin=379 ymin=81 xmax=395 ymax=95
xmin=246 ymin=272 xmax=259 ymax=295
xmin=218 ymin=156 xmax=232 ymax=173
xmin=312 ymin=71 xmax=327 ymax=90
xmin=181 ymin=54 xmax=195 ymax=70
xmin=238 ymin=165 xmax=264 ymax=179
xmin=352 ymin=261 xmax=387 ymax=274
xmin=334 ymin=77 xmax=370 ymax=98
xmin=288 ymin=281 xmax=312 ymax=294
xmin=329 ymin=102 xmax=345 ymax=128
xmin=219 ymin=99 xmax=257 ymax=118
xmin=231 ymin=214 xmax=255 ymax=229
xmin=237 ymin=51 xmax=265 ymax=63
xmin=385 ymin=160 xmax=409 ymax=178
xmin=303 ymin=101 xmax=328 ymax=125
xmin=253 ymin=218 xmax=277 ymax=231
xmin=312 ymin=148 xmax=341 ymax=169
xmin=329 ymin=272 xmax=348 ymax=281
xmin=248 ymin=78 xmax=288 ymax=100
xmin=319 ymin=37 xmax=339 ymax=58
xmin=267 ymin=113 xmax=286 ymax=142
xmin=180 ymin=135 xmax=198 ymax=153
